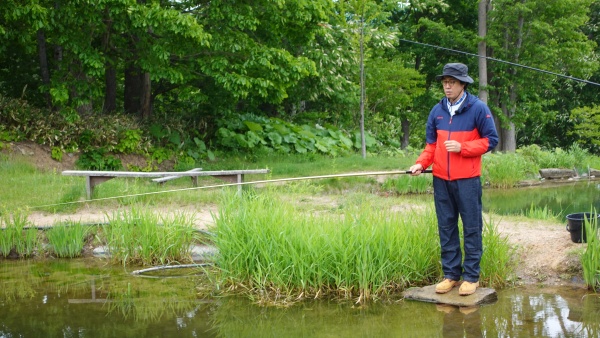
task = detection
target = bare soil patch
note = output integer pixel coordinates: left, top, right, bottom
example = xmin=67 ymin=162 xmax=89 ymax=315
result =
xmin=2 ymin=141 xmax=588 ymax=288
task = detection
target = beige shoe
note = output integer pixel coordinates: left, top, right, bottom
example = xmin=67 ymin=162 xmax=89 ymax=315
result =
xmin=435 ymin=279 xmax=458 ymax=294
xmin=459 ymin=281 xmax=479 ymax=296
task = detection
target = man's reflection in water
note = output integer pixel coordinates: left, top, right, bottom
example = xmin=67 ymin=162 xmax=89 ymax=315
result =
xmin=436 ymin=304 xmax=483 ymax=338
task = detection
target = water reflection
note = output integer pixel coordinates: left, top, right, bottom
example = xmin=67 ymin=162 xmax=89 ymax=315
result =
xmin=1 ymin=260 xmax=600 ymax=337
xmin=484 ymin=181 xmax=600 ymax=217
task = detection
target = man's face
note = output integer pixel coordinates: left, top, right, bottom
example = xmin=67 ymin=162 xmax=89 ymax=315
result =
xmin=441 ymin=76 xmax=466 ymax=100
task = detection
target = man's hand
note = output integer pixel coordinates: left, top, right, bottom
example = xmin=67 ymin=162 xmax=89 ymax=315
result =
xmin=444 ymin=140 xmax=461 ymax=153
xmin=409 ymin=164 xmax=423 ymax=176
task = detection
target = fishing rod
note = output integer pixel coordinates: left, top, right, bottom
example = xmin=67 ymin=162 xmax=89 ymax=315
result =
xmin=30 ymin=169 xmax=433 ymax=209
xmin=399 ymin=38 xmax=600 ymax=87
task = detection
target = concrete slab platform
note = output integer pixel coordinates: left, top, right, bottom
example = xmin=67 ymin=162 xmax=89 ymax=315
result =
xmin=403 ymin=285 xmax=497 ymax=307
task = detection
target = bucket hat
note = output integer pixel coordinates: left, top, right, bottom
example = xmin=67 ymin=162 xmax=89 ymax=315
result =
xmin=435 ymin=63 xmax=474 ymax=84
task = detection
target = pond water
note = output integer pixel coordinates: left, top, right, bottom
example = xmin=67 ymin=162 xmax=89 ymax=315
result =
xmin=1 ymin=258 xmax=600 ymax=337
xmin=483 ymin=180 xmax=600 ymax=218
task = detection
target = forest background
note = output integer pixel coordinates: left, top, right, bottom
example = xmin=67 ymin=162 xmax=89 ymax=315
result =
xmin=1 ymin=0 xmax=600 ymax=170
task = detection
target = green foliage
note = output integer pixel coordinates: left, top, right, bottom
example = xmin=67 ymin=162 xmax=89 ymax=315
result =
xmin=486 ymin=0 xmax=598 ymax=151
xmin=0 ymin=95 xmax=145 ymax=155
xmin=51 ymin=147 xmax=63 ymax=161
xmin=570 ymin=105 xmax=600 ymax=154
xmin=115 ymin=129 xmax=143 ymax=154
xmin=518 ymin=144 xmax=591 ymax=171
xmin=76 ymin=148 xmax=122 ymax=171
xmin=146 ymin=118 xmax=214 ymax=167
xmin=216 ymin=114 xmax=359 ymax=156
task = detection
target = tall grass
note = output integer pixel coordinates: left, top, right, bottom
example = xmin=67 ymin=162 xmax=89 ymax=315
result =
xmin=483 ymin=152 xmax=533 ymax=188
xmin=520 ymin=203 xmax=561 ymax=221
xmin=480 ymin=214 xmax=517 ymax=287
xmin=0 ymin=208 xmax=39 ymax=257
xmin=581 ymin=210 xmax=600 ymax=290
xmin=214 ymin=191 xmax=512 ymax=303
xmin=46 ymin=221 xmax=91 ymax=258
xmin=102 ymin=208 xmax=198 ymax=266
xmin=519 ymin=144 xmax=591 ymax=171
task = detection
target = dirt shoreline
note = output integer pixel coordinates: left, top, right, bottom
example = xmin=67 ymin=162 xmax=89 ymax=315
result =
xmin=3 ymin=141 xmax=590 ymax=289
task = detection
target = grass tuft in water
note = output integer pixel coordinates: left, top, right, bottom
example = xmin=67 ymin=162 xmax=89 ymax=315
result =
xmin=0 ymin=208 xmax=39 ymax=257
xmin=102 ymin=207 xmax=198 ymax=266
xmin=480 ymin=214 xmax=517 ymax=287
xmin=581 ymin=209 xmax=600 ymax=291
xmin=46 ymin=221 xmax=91 ymax=258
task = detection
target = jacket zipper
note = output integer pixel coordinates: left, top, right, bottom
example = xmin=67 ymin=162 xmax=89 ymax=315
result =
xmin=447 ymin=114 xmax=452 ymax=180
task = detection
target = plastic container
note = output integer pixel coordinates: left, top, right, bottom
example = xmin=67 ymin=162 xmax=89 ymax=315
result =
xmin=566 ymin=212 xmax=600 ymax=243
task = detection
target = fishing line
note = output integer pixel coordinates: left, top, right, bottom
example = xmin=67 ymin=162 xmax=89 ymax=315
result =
xmin=29 ymin=170 xmax=432 ymax=210
xmin=399 ymin=38 xmax=600 ymax=87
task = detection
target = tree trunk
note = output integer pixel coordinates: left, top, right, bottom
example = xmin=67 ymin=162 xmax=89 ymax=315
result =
xmin=102 ymin=12 xmax=117 ymax=114
xmin=36 ymin=29 xmax=52 ymax=108
xmin=500 ymin=101 xmax=516 ymax=152
xmin=359 ymin=17 xmax=366 ymax=158
xmin=478 ymin=0 xmax=489 ymax=104
xmin=401 ymin=118 xmax=410 ymax=149
xmin=140 ymin=72 xmax=152 ymax=119
xmin=491 ymin=88 xmax=503 ymax=150
xmin=104 ymin=64 xmax=117 ymax=113
xmin=124 ymin=62 xmax=142 ymax=115
xmin=493 ymin=3 xmax=524 ymax=153
xmin=123 ymin=0 xmax=153 ymax=118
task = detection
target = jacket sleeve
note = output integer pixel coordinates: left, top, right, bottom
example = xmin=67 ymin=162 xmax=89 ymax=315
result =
xmin=461 ymin=103 xmax=498 ymax=157
xmin=416 ymin=143 xmax=436 ymax=169
xmin=415 ymin=109 xmax=438 ymax=168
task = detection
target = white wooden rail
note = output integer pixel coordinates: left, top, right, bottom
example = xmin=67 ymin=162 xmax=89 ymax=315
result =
xmin=62 ymin=169 xmax=270 ymax=199
xmin=151 ymin=168 xmax=203 ymax=185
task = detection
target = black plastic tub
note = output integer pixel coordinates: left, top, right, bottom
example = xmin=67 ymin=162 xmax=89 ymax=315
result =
xmin=566 ymin=213 xmax=600 ymax=243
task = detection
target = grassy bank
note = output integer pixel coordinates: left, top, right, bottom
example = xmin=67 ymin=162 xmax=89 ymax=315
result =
xmin=2 ymin=144 xmax=600 ymax=211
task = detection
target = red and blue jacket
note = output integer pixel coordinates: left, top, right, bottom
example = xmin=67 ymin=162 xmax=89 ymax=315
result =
xmin=416 ymin=92 xmax=498 ymax=181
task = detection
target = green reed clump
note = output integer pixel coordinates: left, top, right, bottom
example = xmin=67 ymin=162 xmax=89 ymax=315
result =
xmin=480 ymin=214 xmax=517 ymax=287
xmin=581 ymin=210 xmax=600 ymax=291
xmin=46 ymin=222 xmax=91 ymax=258
xmin=215 ymin=192 xmax=514 ymax=303
xmin=214 ymin=192 xmax=442 ymax=302
xmin=0 ymin=209 xmax=39 ymax=257
xmin=482 ymin=152 xmax=534 ymax=188
xmin=102 ymin=208 xmax=198 ymax=266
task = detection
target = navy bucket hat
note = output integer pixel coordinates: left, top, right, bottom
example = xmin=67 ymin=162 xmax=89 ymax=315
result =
xmin=435 ymin=63 xmax=474 ymax=84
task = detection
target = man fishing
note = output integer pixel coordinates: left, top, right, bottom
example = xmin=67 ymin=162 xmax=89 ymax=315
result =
xmin=409 ymin=63 xmax=499 ymax=296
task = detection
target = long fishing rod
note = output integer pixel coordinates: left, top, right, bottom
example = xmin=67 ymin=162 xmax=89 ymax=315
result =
xmin=399 ymin=38 xmax=600 ymax=87
xmin=30 ymin=169 xmax=432 ymax=210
